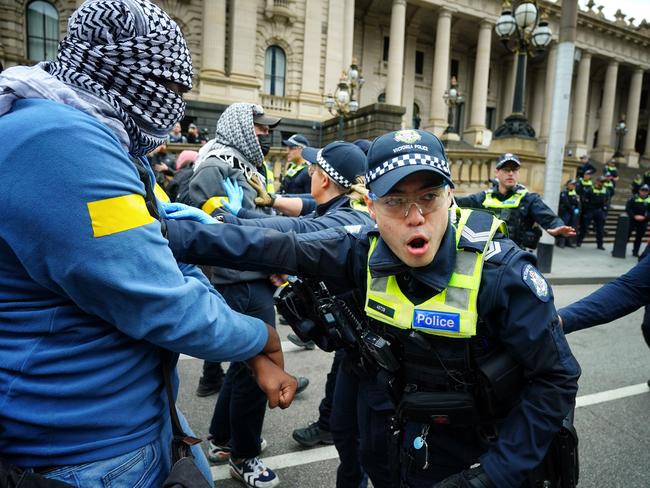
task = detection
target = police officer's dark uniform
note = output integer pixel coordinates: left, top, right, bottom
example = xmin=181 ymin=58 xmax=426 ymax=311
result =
xmin=456 ymin=154 xmax=565 ymax=250
xmin=164 ymin=130 xmax=580 ymax=488
xmin=577 ymin=177 xmax=609 ymax=249
xmin=280 ymin=134 xmax=312 ymax=195
xmin=625 ymin=185 xmax=649 ymax=257
xmin=576 ymin=169 xmax=594 ymax=197
xmin=557 ymin=180 xmax=580 ymax=248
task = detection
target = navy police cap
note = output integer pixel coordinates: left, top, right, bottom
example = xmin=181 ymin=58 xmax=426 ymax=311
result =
xmin=495 ymin=153 xmax=521 ymax=169
xmin=282 ymin=134 xmax=310 ymax=148
xmin=365 ymin=130 xmax=452 ymax=197
xmin=302 ymin=141 xmax=367 ymax=188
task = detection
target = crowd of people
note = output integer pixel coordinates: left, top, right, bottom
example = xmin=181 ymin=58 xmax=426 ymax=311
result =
xmin=0 ymin=1 xmax=648 ymax=488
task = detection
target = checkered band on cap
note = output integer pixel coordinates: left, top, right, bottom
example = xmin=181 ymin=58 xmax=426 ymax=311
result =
xmin=317 ymin=149 xmax=352 ymax=188
xmin=366 ymin=153 xmax=451 ymax=184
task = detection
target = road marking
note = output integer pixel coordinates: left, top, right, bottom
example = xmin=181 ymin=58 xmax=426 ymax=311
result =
xmin=205 ymin=382 xmax=648 ymax=480
xmin=180 ymin=341 xmax=310 ymax=361
xmin=211 ymin=445 xmax=338 ymax=480
xmin=576 ymin=382 xmax=649 ymax=408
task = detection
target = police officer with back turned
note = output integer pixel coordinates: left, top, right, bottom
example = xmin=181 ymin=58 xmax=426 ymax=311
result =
xmin=162 ymin=130 xmax=580 ymax=488
xmin=456 ymin=153 xmax=574 ymax=250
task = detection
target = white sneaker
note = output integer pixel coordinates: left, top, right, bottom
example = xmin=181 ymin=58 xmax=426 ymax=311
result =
xmin=229 ymin=456 xmax=279 ymax=488
xmin=207 ymin=438 xmax=267 ymax=464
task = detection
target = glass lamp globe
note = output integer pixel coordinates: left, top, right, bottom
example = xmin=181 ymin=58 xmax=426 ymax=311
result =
xmin=325 ymin=95 xmax=334 ymax=110
xmin=349 ymin=100 xmax=359 ymax=112
xmin=531 ymin=20 xmax=552 ymax=48
xmin=495 ymin=10 xmax=517 ymax=38
xmin=348 ymin=65 xmax=359 ymax=83
xmin=336 ymin=86 xmax=350 ymax=105
xmin=514 ymin=2 xmax=538 ymax=29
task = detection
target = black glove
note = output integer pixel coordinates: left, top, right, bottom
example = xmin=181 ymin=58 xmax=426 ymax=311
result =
xmin=434 ymin=466 xmax=494 ymax=488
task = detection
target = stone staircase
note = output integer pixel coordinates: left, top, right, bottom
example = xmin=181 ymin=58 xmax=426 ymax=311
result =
xmin=581 ymin=205 xmax=650 ymax=244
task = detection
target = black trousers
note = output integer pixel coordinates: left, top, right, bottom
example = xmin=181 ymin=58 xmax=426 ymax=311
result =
xmin=578 ymin=209 xmax=605 ymax=247
xmin=628 ymin=219 xmax=648 ymax=255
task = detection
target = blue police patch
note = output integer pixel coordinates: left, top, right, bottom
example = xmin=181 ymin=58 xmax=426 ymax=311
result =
xmin=413 ymin=310 xmax=460 ymax=333
xmin=522 ymin=264 xmax=550 ymax=302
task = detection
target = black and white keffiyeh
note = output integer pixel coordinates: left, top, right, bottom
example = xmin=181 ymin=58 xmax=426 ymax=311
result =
xmin=214 ymin=103 xmax=265 ymax=169
xmin=42 ymin=0 xmax=193 ymax=156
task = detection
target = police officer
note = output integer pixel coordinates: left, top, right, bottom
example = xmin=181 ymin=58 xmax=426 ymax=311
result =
xmin=456 ymin=153 xmax=574 ymax=250
xmin=576 ymin=167 xmax=594 ymax=196
xmin=576 ymin=154 xmax=596 ymax=179
xmin=625 ymin=184 xmax=649 ymax=257
xmin=603 ymin=159 xmax=619 ymax=182
xmin=577 ymin=176 xmax=609 ymax=249
xmin=280 ymin=134 xmax=312 ymax=195
xmin=557 ymin=179 xmax=580 ymax=248
xmin=163 ymin=130 xmax=580 ymax=488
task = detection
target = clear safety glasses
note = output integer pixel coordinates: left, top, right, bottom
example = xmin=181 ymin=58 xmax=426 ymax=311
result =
xmin=369 ymin=185 xmax=448 ymax=218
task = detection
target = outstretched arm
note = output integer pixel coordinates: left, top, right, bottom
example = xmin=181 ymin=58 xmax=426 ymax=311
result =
xmin=559 ymin=256 xmax=650 ymax=333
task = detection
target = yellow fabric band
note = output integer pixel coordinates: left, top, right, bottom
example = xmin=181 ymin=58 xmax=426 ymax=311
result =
xmin=87 ymin=194 xmax=155 ymax=238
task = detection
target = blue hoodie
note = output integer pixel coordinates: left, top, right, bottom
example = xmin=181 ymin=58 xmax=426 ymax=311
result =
xmin=0 ymin=99 xmax=268 ymax=467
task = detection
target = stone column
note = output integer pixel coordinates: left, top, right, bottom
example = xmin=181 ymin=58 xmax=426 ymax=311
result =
xmin=324 ymin=0 xmax=345 ymax=96
xmin=427 ymin=7 xmax=453 ymax=136
xmin=402 ymin=33 xmax=418 ymax=128
xmin=342 ymin=0 xmax=356 ymax=70
xmin=385 ymin=0 xmax=407 ymax=106
xmin=200 ymin=0 xmax=227 ymax=78
xmin=623 ymin=67 xmax=644 ymax=167
xmin=596 ymin=60 xmax=619 ymax=149
xmin=498 ymin=57 xmax=516 ymax=125
xmin=230 ymin=1 xmax=257 ymax=76
xmin=539 ymin=44 xmax=557 ymax=141
xmin=298 ymin=0 xmax=325 ymax=118
xmin=566 ymin=51 xmax=591 ymax=157
xmin=464 ymin=20 xmax=492 ymax=147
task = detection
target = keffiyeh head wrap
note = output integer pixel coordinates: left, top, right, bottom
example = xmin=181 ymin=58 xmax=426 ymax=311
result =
xmin=42 ymin=0 xmax=193 ymax=156
xmin=214 ymin=103 xmax=265 ymax=168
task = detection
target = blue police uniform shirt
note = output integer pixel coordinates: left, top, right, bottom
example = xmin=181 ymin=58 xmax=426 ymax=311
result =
xmin=221 ymin=194 xmax=373 ymax=233
xmin=560 ymin=255 xmax=650 ymax=334
xmin=165 ymin=216 xmax=580 ymax=488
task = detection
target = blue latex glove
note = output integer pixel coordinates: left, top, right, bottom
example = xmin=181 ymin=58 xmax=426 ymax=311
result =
xmin=573 ymin=208 xmax=580 ymax=215
xmin=161 ymin=202 xmax=217 ymax=224
xmin=221 ymin=177 xmax=244 ymax=216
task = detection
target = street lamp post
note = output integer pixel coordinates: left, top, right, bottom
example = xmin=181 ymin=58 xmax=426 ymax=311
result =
xmin=493 ymin=0 xmax=552 ymax=139
xmin=613 ymin=118 xmax=627 ymax=159
xmin=442 ymin=76 xmax=464 ymax=141
xmin=325 ymin=62 xmax=364 ymax=140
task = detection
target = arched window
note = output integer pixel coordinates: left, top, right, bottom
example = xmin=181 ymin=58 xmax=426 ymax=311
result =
xmin=26 ymin=1 xmax=59 ymax=62
xmin=377 ymin=92 xmax=386 ymax=103
xmin=264 ymin=46 xmax=286 ymax=97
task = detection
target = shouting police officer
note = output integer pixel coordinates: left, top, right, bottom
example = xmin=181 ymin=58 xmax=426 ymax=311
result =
xmin=456 ymin=153 xmax=574 ymax=250
xmin=163 ymin=130 xmax=580 ymax=488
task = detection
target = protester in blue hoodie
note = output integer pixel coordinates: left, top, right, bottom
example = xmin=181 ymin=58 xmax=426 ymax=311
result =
xmin=0 ymin=1 xmax=296 ymax=486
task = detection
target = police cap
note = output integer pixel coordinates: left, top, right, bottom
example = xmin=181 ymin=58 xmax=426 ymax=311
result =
xmin=640 ymin=184 xmax=650 ymax=191
xmin=365 ymin=129 xmax=452 ymax=197
xmin=302 ymin=141 xmax=367 ymax=188
xmin=495 ymin=153 xmax=521 ymax=169
xmin=282 ymin=134 xmax=310 ymax=148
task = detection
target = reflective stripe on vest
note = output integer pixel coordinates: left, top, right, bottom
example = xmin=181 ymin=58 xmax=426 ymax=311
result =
xmin=264 ymin=163 xmax=275 ymax=193
xmin=286 ymin=163 xmax=307 ymax=178
xmin=579 ymin=179 xmax=593 ymax=187
xmin=482 ymin=189 xmax=528 ymax=209
xmin=364 ymin=208 xmax=505 ymax=339
xmin=592 ymin=187 xmax=607 ymax=195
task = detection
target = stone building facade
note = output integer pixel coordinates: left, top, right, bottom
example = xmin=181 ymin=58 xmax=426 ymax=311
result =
xmin=2 ymin=0 xmax=650 ymax=178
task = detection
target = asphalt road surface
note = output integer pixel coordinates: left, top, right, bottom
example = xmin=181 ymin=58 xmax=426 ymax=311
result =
xmin=177 ymin=283 xmax=650 ymax=487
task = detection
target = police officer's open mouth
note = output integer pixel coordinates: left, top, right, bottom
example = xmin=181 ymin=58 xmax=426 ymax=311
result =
xmin=407 ymin=237 xmax=428 ymax=249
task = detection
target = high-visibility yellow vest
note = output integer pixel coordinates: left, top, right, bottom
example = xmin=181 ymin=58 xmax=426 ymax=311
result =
xmin=592 ymin=187 xmax=607 ymax=196
xmin=567 ymin=189 xmax=577 ymax=197
xmin=264 ymin=162 xmax=275 ymax=194
xmin=364 ymin=208 xmax=505 ymax=339
xmin=579 ymin=179 xmax=593 ymax=188
xmin=482 ymin=188 xmax=528 ymax=209
xmin=286 ymin=162 xmax=307 ymax=178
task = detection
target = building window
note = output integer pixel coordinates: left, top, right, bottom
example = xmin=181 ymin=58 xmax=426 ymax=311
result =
xmin=26 ymin=1 xmax=59 ymax=62
xmin=415 ymin=51 xmax=424 ymax=76
xmin=378 ymin=92 xmax=386 ymax=103
xmin=486 ymin=107 xmax=496 ymax=131
xmin=264 ymin=45 xmax=286 ymax=97
xmin=383 ymin=36 xmax=390 ymax=62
